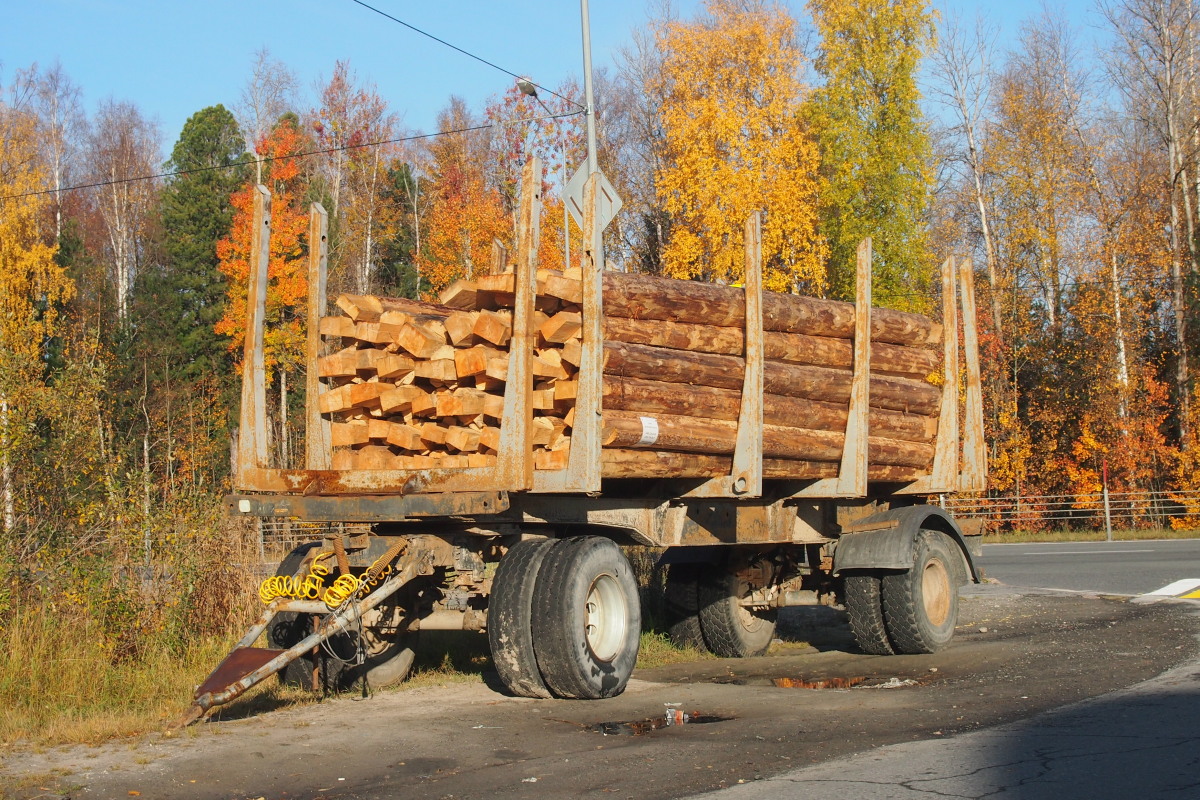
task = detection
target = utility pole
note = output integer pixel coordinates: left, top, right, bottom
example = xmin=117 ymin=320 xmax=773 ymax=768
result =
xmin=581 ymin=0 xmax=599 ymax=176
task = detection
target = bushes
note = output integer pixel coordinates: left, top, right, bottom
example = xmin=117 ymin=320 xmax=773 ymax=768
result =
xmin=0 ymin=493 xmax=262 ymax=744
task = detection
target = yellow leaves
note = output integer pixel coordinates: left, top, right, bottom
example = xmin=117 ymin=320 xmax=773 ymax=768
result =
xmin=652 ymin=0 xmax=826 ymax=290
xmin=0 ymin=107 xmax=71 ymax=360
xmin=810 ymin=0 xmax=934 ymax=104
xmin=987 ymin=406 xmax=1032 ymax=494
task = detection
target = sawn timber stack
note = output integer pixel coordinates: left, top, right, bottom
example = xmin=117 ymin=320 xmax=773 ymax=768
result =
xmin=313 ymin=269 xmax=943 ymax=483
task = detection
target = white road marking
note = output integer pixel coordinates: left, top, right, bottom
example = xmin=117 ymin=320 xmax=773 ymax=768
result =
xmin=1019 ymin=549 xmax=1156 ymax=555
xmin=1143 ymin=578 xmax=1200 ymax=597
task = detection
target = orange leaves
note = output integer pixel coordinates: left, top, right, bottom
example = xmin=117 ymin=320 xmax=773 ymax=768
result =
xmin=416 ymin=99 xmax=513 ymax=294
xmin=215 ymin=117 xmax=310 ymax=373
xmin=418 ymin=161 xmax=510 ymax=294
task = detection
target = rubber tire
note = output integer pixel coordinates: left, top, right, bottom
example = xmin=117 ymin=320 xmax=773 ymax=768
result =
xmin=663 ymin=562 xmax=708 ymax=651
xmin=352 ymin=642 xmax=417 ymax=689
xmin=531 ymin=537 xmax=641 ymax=699
xmin=488 ymin=537 xmax=558 ymax=698
xmin=338 ymin=600 xmax=421 ymax=691
xmin=882 ymin=531 xmax=960 ymax=654
xmin=697 ymin=563 xmax=777 ymax=658
xmin=844 ymin=572 xmax=895 ymax=655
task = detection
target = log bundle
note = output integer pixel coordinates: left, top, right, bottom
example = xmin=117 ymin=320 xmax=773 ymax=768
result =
xmin=315 ymin=269 xmax=943 ymax=482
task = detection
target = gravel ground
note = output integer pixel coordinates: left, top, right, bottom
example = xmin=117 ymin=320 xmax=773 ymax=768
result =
xmin=2 ymin=585 xmax=1196 ymax=800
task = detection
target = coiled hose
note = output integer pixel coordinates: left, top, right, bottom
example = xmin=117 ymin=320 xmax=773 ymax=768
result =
xmin=258 ymin=541 xmax=406 ymax=610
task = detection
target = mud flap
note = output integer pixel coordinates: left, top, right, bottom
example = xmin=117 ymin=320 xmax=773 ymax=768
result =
xmin=832 ymin=505 xmax=981 ymax=582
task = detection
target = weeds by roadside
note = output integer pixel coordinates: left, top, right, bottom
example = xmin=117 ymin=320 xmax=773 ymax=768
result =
xmin=0 ymin=497 xmax=276 ymax=746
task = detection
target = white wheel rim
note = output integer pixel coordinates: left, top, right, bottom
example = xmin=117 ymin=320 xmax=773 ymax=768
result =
xmin=585 ymin=573 xmax=627 ymax=662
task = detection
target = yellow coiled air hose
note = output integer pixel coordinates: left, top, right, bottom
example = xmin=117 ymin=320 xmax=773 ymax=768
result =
xmin=258 ymin=549 xmax=396 ymax=610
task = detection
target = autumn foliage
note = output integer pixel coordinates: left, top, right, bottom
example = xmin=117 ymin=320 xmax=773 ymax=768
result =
xmin=215 ymin=116 xmax=310 ymax=374
xmin=651 ymin=0 xmax=827 ymax=293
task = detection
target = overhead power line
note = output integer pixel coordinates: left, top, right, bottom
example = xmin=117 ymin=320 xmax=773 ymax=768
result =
xmin=0 ymin=110 xmax=581 ymax=203
xmin=346 ymin=0 xmax=583 ymax=110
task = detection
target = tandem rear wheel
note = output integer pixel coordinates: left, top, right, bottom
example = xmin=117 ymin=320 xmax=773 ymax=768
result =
xmin=844 ymin=530 xmax=962 ymax=655
xmin=490 ymin=536 xmax=641 ymax=700
xmin=662 ymin=553 xmax=778 ymax=658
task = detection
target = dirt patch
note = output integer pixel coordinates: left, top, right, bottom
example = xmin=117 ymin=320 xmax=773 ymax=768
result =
xmin=2 ymin=587 xmax=1196 ymax=800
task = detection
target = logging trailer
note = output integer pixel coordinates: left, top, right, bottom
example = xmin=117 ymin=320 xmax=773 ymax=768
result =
xmin=182 ymin=157 xmax=986 ymax=725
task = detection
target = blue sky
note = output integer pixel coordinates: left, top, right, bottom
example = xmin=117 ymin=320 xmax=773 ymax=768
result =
xmin=1 ymin=0 xmax=1100 ymax=154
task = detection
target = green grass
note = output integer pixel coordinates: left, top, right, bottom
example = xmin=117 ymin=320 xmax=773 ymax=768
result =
xmin=636 ymin=630 xmax=711 ymax=669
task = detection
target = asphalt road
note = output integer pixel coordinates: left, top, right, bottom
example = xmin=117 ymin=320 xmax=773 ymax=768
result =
xmin=684 ymin=540 xmax=1200 ymax=800
xmin=979 ymin=539 xmax=1200 ymax=596
xmin=695 ymin=652 xmax=1200 ymax=800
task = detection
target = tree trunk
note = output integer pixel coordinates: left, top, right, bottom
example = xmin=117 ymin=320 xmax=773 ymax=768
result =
xmin=142 ymin=429 xmax=152 ymax=567
xmin=602 ymin=341 xmax=941 ymax=415
xmin=600 ymin=449 xmax=923 ymax=482
xmin=1040 ymin=247 xmax=1057 ymax=329
xmin=280 ymin=369 xmax=290 ymax=468
xmin=411 ymin=174 xmax=422 ymax=297
xmin=1169 ymin=140 xmax=1191 ymax=446
xmin=601 ymin=315 xmax=938 ymax=376
xmin=1110 ymin=250 xmax=1130 ymax=422
xmin=602 ymin=272 xmax=939 ymax=346
xmin=601 ymin=410 xmax=934 ymax=467
xmin=972 ymin=162 xmax=1002 ymax=337
xmin=602 ymin=376 xmax=935 ymax=442
xmin=1 ymin=396 xmax=13 ymax=534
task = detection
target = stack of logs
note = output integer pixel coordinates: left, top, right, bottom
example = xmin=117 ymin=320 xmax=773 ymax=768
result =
xmin=316 ymin=268 xmax=944 ymax=482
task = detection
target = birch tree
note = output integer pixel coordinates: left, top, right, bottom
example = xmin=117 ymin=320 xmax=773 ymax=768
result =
xmin=652 ymin=0 xmax=826 ymax=292
xmin=929 ymin=13 xmax=1002 ymax=335
xmin=0 ymin=104 xmax=72 ymax=534
xmin=1101 ymin=0 xmax=1200 ymax=445
xmin=614 ymin=19 xmax=674 ymax=273
xmin=87 ymin=100 xmax=159 ymax=325
xmin=809 ymin=0 xmax=936 ymax=309
xmin=16 ymin=61 xmax=85 ymax=242
xmin=236 ymin=49 xmax=297 ymax=185
xmin=312 ymin=62 xmax=400 ymax=294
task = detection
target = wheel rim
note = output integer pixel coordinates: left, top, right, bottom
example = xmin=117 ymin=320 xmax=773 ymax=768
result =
xmin=922 ymin=558 xmax=952 ymax=627
xmin=735 ymin=578 xmax=768 ymax=634
xmin=585 ymin=573 xmax=627 ymax=662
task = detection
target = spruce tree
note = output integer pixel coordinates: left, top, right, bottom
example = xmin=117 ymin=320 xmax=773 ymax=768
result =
xmin=148 ymin=105 xmax=248 ymax=383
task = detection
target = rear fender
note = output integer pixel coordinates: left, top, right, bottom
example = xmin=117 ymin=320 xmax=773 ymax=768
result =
xmin=832 ymin=505 xmax=981 ymax=584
